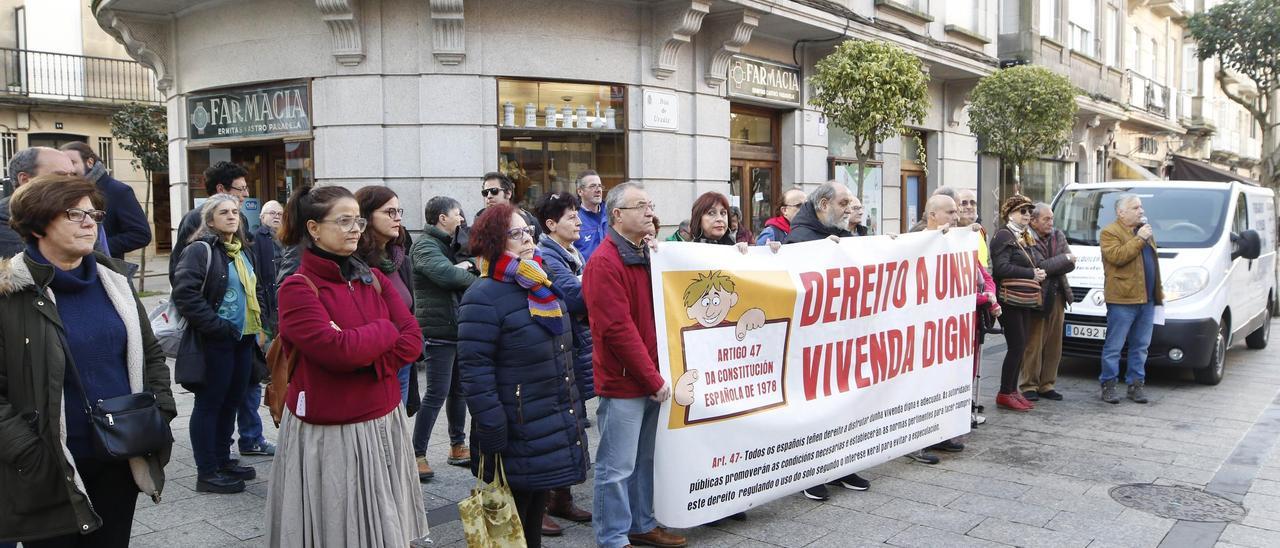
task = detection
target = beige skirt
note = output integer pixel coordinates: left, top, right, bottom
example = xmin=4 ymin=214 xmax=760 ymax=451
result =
xmin=265 ymin=406 xmax=429 ymax=547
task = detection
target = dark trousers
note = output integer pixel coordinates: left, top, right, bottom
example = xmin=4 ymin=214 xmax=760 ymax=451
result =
xmin=413 ymin=343 xmax=467 ymax=455
xmin=512 ymin=488 xmax=548 ymax=548
xmin=997 ymin=306 xmax=1032 ymax=393
xmin=24 ymin=458 xmax=139 ymax=548
xmin=190 ymin=334 xmax=253 ymax=476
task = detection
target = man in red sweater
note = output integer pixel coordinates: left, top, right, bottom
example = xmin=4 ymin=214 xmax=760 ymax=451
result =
xmin=584 ymin=182 xmax=685 ymax=548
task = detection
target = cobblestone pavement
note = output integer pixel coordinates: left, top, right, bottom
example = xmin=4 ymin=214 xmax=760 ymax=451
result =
xmin=107 ymin=263 xmax=1280 ymax=547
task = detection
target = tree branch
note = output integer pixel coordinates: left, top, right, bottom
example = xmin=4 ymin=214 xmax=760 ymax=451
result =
xmin=1216 ymin=66 xmax=1266 ymax=123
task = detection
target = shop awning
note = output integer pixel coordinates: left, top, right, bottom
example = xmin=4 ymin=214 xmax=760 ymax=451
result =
xmin=1169 ymin=154 xmax=1257 ymax=185
xmin=1111 ymin=155 xmax=1161 ymax=180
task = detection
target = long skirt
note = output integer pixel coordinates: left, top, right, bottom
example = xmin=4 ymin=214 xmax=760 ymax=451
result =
xmin=265 ymin=406 xmax=429 ymax=547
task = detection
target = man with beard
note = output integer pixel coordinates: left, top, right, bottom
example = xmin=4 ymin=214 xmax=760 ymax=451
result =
xmin=783 ymin=180 xmax=871 ymax=500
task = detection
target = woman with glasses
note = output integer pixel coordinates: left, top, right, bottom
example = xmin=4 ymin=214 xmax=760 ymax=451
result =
xmin=355 ymin=186 xmax=418 ymax=406
xmin=265 ymin=186 xmax=427 ymax=546
xmin=457 ymin=204 xmax=588 ymax=548
xmin=989 ymin=194 xmax=1046 ymax=413
xmin=0 ymin=175 xmax=176 ymax=547
xmin=172 ymin=193 xmax=267 ymax=494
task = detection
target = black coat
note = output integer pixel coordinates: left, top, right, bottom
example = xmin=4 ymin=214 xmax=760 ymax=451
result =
xmin=457 ymin=277 xmax=588 ymax=491
xmin=1033 ymin=228 xmax=1074 ymax=309
xmin=249 ymin=225 xmax=281 ymax=334
xmin=171 ymin=234 xmax=268 ymax=343
xmin=990 ymin=227 xmax=1046 ymax=308
xmin=168 ymin=207 xmax=252 ymax=284
xmin=0 ymin=197 xmax=21 ymax=259
xmin=785 ymin=201 xmax=852 ymax=243
xmin=94 ymin=173 xmax=152 ymax=259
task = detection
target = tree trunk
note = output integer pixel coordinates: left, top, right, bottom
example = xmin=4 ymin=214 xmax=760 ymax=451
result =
xmin=1262 ymin=121 xmax=1279 ymax=191
xmin=1012 ymin=161 xmax=1022 ymax=197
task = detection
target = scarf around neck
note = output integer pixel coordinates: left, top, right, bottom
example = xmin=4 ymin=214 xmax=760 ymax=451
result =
xmin=478 ymin=251 xmax=566 ymax=336
xmin=1006 ymin=222 xmax=1035 ymax=247
xmin=223 ymin=238 xmax=263 ymax=336
xmin=377 ymin=244 xmax=405 ymax=275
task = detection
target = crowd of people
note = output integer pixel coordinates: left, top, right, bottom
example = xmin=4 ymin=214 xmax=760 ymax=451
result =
xmin=0 ymin=144 xmax=1167 ymax=548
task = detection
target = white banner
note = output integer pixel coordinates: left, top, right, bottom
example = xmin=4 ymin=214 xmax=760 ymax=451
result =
xmin=651 ymin=231 xmax=980 ymax=527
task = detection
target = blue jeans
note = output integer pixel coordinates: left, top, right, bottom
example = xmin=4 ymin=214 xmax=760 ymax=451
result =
xmin=190 ymin=335 xmax=253 ymax=476
xmin=1100 ymin=302 xmax=1155 ymax=384
xmin=413 ymin=343 xmax=467 ymax=455
xmin=398 ymin=363 xmax=412 ymax=404
xmin=593 ymin=397 xmax=660 ymax=548
xmin=236 ymin=382 xmax=265 ymax=450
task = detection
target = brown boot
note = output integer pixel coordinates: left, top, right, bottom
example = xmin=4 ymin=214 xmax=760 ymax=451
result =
xmin=416 ymin=456 xmax=433 ymax=481
xmin=628 ymin=527 xmax=687 ymax=547
xmin=546 ymin=487 xmax=592 ymax=522
xmin=447 ymin=444 xmax=471 ymax=466
xmin=540 ymin=513 xmax=563 ymax=536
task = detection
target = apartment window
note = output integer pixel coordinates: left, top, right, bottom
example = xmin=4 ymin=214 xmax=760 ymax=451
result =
xmin=1148 ymin=38 xmax=1158 ymax=80
xmin=0 ymin=132 xmax=15 ymax=177
xmin=1104 ymin=6 xmax=1120 ymax=65
xmin=948 ymin=0 xmax=986 ymax=34
xmin=1129 ymin=27 xmax=1141 ymax=72
xmin=1068 ymin=0 xmax=1097 ymax=56
xmin=1182 ymin=44 xmax=1199 ymax=95
xmin=1167 ymin=37 xmax=1177 ymax=88
xmin=1040 ymin=0 xmax=1059 ymax=40
xmin=1000 ymin=0 xmax=1020 ymax=34
xmin=98 ymin=137 xmax=113 ymax=172
xmin=1137 ymin=136 xmax=1158 ymax=155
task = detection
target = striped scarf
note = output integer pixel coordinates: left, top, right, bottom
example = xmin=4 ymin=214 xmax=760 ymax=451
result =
xmin=479 ymin=251 xmax=566 ymax=335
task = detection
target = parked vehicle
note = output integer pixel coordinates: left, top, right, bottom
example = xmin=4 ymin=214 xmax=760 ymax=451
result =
xmin=1052 ymin=180 xmax=1276 ymax=385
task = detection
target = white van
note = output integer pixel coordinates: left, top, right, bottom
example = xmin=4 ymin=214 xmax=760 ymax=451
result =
xmin=1051 ymin=180 xmax=1276 ymax=385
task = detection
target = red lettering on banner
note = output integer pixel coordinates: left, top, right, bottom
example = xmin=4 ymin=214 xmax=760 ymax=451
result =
xmin=915 ymin=257 xmax=929 ymax=305
xmin=860 ymin=264 xmax=877 ymax=317
xmin=834 ymin=338 xmax=853 ymax=393
xmin=840 ymin=267 xmax=860 ymax=321
xmin=854 ymin=336 xmax=870 ymax=389
xmin=802 ymin=344 xmax=822 ymax=400
xmin=823 ymin=268 xmax=840 ymax=324
xmin=799 ymin=271 xmax=823 ymax=327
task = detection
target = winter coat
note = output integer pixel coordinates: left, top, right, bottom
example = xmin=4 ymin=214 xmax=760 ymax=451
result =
xmin=1033 ymin=228 xmax=1075 ymax=309
xmin=0 ymin=197 xmax=20 ymax=258
xmin=574 ymin=205 xmax=608 ymax=264
xmin=989 ymin=227 xmax=1046 ymax=308
xmin=250 ymin=225 xmax=282 ymax=335
xmin=92 ymin=173 xmax=152 ymax=259
xmin=168 ymin=207 xmax=252 ymax=284
xmin=785 ymin=202 xmax=852 ymax=243
xmin=0 ymin=252 xmax=175 ymax=542
xmin=582 ymin=228 xmax=664 ymax=398
xmin=171 ymin=234 xmax=268 ymax=343
xmin=277 ymin=249 xmax=423 ymax=425
xmin=457 ymin=276 xmax=589 ymax=491
xmin=1100 ymin=221 xmax=1164 ymax=305
xmin=538 ymin=235 xmax=595 ymax=400
xmin=410 ymin=225 xmax=477 ymax=342
xmin=755 ymin=216 xmax=790 ymax=245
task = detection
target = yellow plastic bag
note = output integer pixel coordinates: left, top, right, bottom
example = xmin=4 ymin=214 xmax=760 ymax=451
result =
xmin=458 ymin=454 xmax=526 ymax=548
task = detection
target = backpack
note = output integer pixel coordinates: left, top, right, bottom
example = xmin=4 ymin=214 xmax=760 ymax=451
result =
xmin=266 ymin=272 xmax=383 ymax=426
xmin=148 ymin=241 xmax=212 ymax=358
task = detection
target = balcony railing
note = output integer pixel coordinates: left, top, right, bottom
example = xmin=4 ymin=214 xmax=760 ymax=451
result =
xmin=0 ymin=47 xmax=162 ymax=104
xmin=1127 ymin=71 xmax=1170 ymax=119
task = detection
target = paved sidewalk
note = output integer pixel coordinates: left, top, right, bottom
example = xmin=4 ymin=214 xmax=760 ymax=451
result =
xmin=115 ymin=257 xmax=1280 ymax=547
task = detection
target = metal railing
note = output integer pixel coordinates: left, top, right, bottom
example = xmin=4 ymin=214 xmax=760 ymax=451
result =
xmin=1127 ymin=71 xmax=1170 ymax=118
xmin=0 ymin=47 xmax=161 ymax=104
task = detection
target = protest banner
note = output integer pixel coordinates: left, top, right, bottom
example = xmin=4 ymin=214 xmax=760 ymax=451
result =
xmin=651 ymin=230 xmax=980 ymax=526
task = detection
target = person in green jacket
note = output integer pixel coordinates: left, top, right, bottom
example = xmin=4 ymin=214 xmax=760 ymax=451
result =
xmin=409 ymin=195 xmax=479 ymax=480
xmin=665 ymin=219 xmax=691 ymax=242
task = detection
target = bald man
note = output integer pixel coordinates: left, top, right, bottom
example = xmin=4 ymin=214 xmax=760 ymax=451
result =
xmin=0 ymin=147 xmax=80 ymax=257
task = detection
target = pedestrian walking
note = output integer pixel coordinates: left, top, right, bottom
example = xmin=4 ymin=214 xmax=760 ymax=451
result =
xmin=355 ymin=186 xmax=417 ymax=405
xmin=409 ymin=196 xmax=475 ymax=481
xmin=1099 ymin=194 xmax=1161 ymax=404
xmin=0 ymin=175 xmax=176 ymax=547
xmin=585 ymin=182 xmax=688 ymax=548
xmin=172 ymin=194 xmax=266 ymax=493
xmin=1019 ymin=203 xmax=1075 ymax=402
xmin=534 ymin=192 xmax=597 ymax=532
xmin=458 ymin=204 xmax=589 ymax=548
xmin=989 ymin=194 xmax=1046 ymax=412
xmin=265 ymin=186 xmax=428 ymax=547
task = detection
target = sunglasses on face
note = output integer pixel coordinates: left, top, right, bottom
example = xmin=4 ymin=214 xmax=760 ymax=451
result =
xmin=481 ymin=188 xmax=504 ymax=197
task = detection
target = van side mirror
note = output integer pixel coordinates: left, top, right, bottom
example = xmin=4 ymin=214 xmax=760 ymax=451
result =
xmin=1232 ymin=229 xmax=1261 ymax=260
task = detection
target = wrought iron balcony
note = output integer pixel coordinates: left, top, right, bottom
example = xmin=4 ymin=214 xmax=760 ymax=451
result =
xmin=0 ymin=47 xmax=162 ymax=104
xmin=1127 ymin=71 xmax=1170 ymax=119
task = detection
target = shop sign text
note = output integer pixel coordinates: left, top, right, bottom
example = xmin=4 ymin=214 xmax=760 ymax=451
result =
xmin=188 ymin=82 xmax=311 ymax=141
xmin=727 ymin=56 xmax=801 ymax=107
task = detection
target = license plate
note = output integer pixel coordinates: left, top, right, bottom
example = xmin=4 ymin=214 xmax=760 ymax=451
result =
xmin=1065 ymin=323 xmax=1107 ymax=340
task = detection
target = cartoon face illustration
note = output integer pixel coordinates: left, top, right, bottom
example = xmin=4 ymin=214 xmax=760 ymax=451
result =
xmin=687 ymin=286 xmax=739 ymax=327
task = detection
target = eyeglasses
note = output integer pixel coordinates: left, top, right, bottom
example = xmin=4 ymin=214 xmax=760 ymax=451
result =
xmin=781 ymin=203 xmax=804 ymax=209
xmin=852 ymin=206 xmax=865 ymax=212
xmin=481 ymin=188 xmax=504 ymax=197
xmin=261 ymin=211 xmax=283 ymax=217
xmin=229 ymin=184 xmax=249 ymax=194
xmin=65 ymin=208 xmax=106 ymax=224
xmin=506 ymin=226 xmax=535 ymax=241
xmin=582 ymin=183 xmax=603 ymax=191
xmin=617 ymin=201 xmax=657 ymax=212
xmin=381 ymin=207 xmax=405 ymax=219
xmin=319 ymin=216 xmax=368 ymax=232
xmin=959 ymin=200 xmax=978 ymax=207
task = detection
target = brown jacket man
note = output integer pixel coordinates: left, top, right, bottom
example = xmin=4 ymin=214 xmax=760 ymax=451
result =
xmin=1100 ymin=220 xmax=1164 ymax=305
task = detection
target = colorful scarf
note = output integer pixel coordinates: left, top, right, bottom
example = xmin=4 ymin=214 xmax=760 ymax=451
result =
xmin=1006 ymin=222 xmax=1036 ymax=247
xmin=479 ymin=251 xmax=566 ymax=335
xmin=223 ymin=238 xmax=263 ymax=336
xmin=377 ymin=244 xmax=405 ymax=274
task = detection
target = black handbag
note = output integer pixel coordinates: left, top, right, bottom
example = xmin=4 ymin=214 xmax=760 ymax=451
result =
xmin=58 ymin=331 xmax=174 ymax=461
xmin=173 ymin=327 xmax=207 ymax=390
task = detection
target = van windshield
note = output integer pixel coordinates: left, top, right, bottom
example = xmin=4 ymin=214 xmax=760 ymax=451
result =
xmin=1052 ymin=187 xmax=1229 ymax=248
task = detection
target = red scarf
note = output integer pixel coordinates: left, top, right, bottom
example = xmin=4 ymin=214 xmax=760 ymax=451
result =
xmin=764 ymin=215 xmax=791 ymax=235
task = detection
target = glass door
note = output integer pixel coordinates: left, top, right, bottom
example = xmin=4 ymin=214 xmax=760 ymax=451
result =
xmin=901 ymin=170 xmax=926 ymax=232
xmin=729 ymin=160 xmax=777 ymax=236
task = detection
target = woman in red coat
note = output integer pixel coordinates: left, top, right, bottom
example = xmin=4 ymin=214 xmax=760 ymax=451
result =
xmin=264 ymin=186 xmax=428 ymax=547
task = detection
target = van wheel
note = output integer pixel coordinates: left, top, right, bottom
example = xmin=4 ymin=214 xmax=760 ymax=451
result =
xmin=1247 ymin=298 xmax=1272 ymax=349
xmin=1194 ymin=319 xmax=1228 ymax=385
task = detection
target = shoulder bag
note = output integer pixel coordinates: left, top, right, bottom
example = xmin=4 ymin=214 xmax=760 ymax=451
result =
xmin=459 ymin=454 xmax=526 ymax=548
xmin=997 ymin=232 xmax=1044 ymax=310
xmin=149 ymin=241 xmax=212 ymax=358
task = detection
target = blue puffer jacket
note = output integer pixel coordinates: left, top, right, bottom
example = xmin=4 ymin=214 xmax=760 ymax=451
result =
xmin=457 ymin=275 xmax=589 ymax=491
xmin=537 ymin=235 xmax=595 ymax=400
